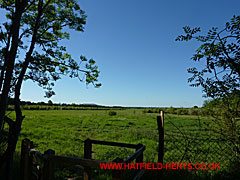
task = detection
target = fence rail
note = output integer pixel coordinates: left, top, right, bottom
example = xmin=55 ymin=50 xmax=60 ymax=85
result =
xmin=20 ymin=111 xmax=167 ymax=180
xmin=20 ymin=138 xmax=146 ymax=180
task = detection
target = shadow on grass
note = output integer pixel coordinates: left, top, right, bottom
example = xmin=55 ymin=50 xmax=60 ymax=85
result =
xmin=141 ymin=161 xmax=240 ymax=180
xmin=1 ymin=153 xmax=239 ymax=180
xmin=0 ymin=152 xmax=21 ymax=180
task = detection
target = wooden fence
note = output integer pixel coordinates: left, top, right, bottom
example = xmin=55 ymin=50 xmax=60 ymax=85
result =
xmin=20 ymin=111 xmax=164 ymax=180
xmin=20 ymin=139 xmax=146 ymax=180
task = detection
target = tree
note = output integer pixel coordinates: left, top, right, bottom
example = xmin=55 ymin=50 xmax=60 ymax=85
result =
xmin=176 ymin=15 xmax=240 ymax=98
xmin=0 ymin=0 xmax=101 ymax=179
xmin=48 ymin=99 xmax=53 ymax=105
xmin=176 ymin=15 xmax=240 ymax=158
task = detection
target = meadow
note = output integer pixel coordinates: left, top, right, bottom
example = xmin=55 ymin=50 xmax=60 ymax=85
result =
xmin=6 ymin=109 xmax=238 ymax=179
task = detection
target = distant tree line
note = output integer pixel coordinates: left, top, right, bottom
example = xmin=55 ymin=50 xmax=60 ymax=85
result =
xmin=142 ymin=103 xmax=239 ymax=117
xmin=5 ymin=98 xmax=125 ymax=111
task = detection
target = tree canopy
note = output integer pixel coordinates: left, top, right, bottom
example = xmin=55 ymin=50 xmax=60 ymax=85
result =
xmin=0 ymin=1 xmax=101 ymax=178
xmin=176 ymin=15 xmax=240 ymax=99
xmin=0 ymin=0 xmax=101 ymax=98
xmin=177 ymin=15 xmax=240 ymax=158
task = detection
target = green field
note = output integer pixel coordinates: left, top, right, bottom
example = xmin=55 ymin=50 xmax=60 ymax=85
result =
xmin=11 ymin=109 xmax=207 ymax=158
xmin=6 ymin=109 xmax=238 ymax=179
xmin=13 ymin=109 xmax=166 ymax=159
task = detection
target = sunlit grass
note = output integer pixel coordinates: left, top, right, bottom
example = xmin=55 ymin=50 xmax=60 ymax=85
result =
xmin=6 ymin=109 xmax=231 ymax=179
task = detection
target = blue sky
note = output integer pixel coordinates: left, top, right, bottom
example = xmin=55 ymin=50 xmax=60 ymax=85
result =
xmin=19 ymin=0 xmax=240 ymax=107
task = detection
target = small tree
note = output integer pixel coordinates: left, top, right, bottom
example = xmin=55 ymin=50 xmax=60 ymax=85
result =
xmin=0 ymin=0 xmax=101 ymax=178
xmin=177 ymin=15 xmax=240 ymax=157
xmin=48 ymin=99 xmax=53 ymax=105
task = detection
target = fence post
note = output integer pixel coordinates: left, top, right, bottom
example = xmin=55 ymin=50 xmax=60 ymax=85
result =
xmin=43 ymin=149 xmax=55 ymax=180
xmin=112 ymin=157 xmax=123 ymax=180
xmin=136 ymin=143 xmax=143 ymax=163
xmin=135 ymin=143 xmax=144 ymax=178
xmin=20 ymin=138 xmax=33 ymax=180
xmin=84 ymin=138 xmax=92 ymax=180
xmin=28 ymin=141 xmax=33 ymax=180
xmin=157 ymin=111 xmax=164 ymax=179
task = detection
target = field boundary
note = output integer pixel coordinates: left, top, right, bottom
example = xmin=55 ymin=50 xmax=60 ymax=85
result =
xmin=20 ymin=138 xmax=146 ymax=180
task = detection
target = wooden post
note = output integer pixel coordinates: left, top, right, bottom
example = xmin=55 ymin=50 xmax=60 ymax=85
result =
xmin=157 ymin=111 xmax=164 ymax=180
xmin=20 ymin=138 xmax=33 ymax=180
xmin=28 ymin=141 xmax=33 ymax=180
xmin=42 ymin=149 xmax=55 ymax=180
xmin=20 ymin=138 xmax=28 ymax=180
xmin=135 ymin=143 xmax=144 ymax=178
xmin=112 ymin=157 xmax=123 ymax=180
xmin=84 ymin=138 xmax=92 ymax=180
xmin=136 ymin=144 xmax=143 ymax=163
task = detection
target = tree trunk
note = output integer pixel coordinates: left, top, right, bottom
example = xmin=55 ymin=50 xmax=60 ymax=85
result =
xmin=2 ymin=1 xmax=43 ymax=179
xmin=0 ymin=0 xmax=27 ymax=134
xmin=0 ymin=1 xmax=28 ymax=179
xmin=5 ymin=119 xmax=22 ymax=180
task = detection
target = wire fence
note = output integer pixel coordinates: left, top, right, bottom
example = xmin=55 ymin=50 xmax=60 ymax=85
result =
xmin=163 ymin=115 xmax=239 ymax=176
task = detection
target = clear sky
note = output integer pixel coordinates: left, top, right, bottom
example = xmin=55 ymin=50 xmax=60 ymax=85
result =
xmin=18 ymin=0 xmax=240 ymax=107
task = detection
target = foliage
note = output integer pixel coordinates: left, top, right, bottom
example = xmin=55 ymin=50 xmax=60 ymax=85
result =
xmin=176 ymin=108 xmax=188 ymax=115
xmin=143 ymin=108 xmax=164 ymax=114
xmin=166 ymin=107 xmax=178 ymax=114
xmin=143 ymin=107 xmax=203 ymax=116
xmin=202 ymin=95 xmax=240 ymax=153
xmin=108 ymin=111 xmax=117 ymax=116
xmin=6 ymin=104 xmax=123 ymax=111
xmin=0 ymin=0 xmax=101 ymax=177
xmin=0 ymin=0 xmax=101 ymax=97
xmin=176 ymin=15 xmax=240 ymax=98
xmin=48 ymin=100 xmax=53 ymax=105
xmin=177 ymin=15 xmax=240 ymax=156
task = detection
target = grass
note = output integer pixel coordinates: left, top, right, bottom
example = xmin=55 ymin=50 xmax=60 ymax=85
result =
xmin=4 ymin=109 xmax=238 ymax=179
xmin=11 ymin=109 xmax=161 ymax=159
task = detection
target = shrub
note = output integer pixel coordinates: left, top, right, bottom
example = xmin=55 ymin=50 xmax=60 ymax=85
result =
xmin=147 ymin=109 xmax=153 ymax=113
xmin=109 ymin=111 xmax=117 ymax=116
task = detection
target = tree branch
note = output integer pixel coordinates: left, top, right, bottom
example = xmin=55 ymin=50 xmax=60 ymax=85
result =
xmin=0 ymin=0 xmax=28 ymax=132
xmin=23 ymin=0 xmax=36 ymax=13
xmin=42 ymin=0 xmax=53 ymax=11
xmin=217 ymin=34 xmax=240 ymax=77
xmin=19 ymin=28 xmax=31 ymax=41
xmin=15 ymin=0 xmax=44 ymax=123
